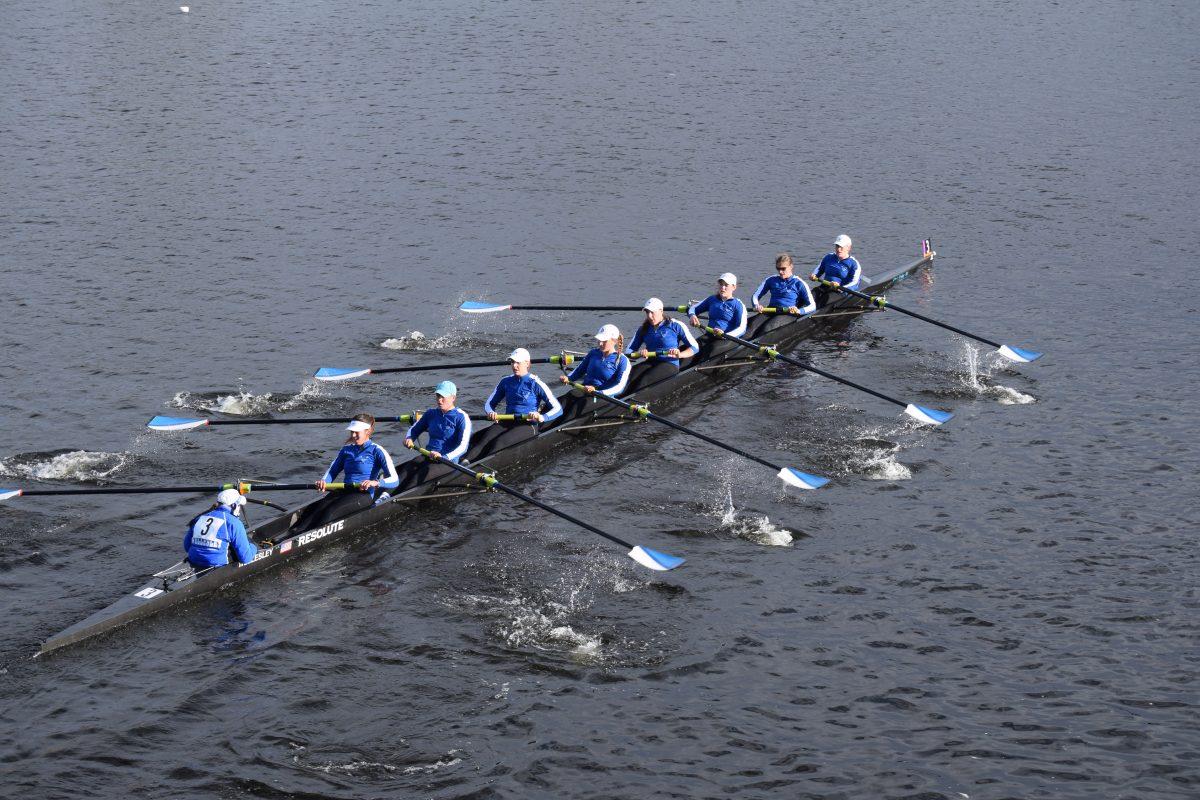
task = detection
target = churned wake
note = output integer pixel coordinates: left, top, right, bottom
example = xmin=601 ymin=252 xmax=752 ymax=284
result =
xmin=0 ymin=450 xmax=129 ymax=482
xmin=960 ymin=343 xmax=1037 ymax=405
xmin=844 ymin=431 xmax=913 ymax=480
xmin=708 ymin=480 xmax=795 ymax=546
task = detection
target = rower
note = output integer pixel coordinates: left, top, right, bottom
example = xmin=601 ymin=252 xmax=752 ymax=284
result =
xmin=624 ymin=297 xmax=699 ymax=395
xmin=184 ymin=488 xmax=259 ymax=569
xmin=556 ymin=324 xmax=632 ymax=420
xmin=397 ymin=380 xmax=472 ymax=489
xmin=747 ymin=253 xmax=816 ymax=337
xmin=687 ymin=272 xmax=747 ymax=362
xmin=810 ymin=234 xmax=863 ymax=307
xmin=466 ymin=348 xmax=563 ymax=460
xmin=292 ymin=413 xmax=401 ymax=532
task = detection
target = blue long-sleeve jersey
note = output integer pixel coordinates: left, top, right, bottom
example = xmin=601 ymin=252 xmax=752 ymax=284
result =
xmin=483 ymin=373 xmax=563 ymax=422
xmin=566 ymin=349 xmax=632 ymax=396
xmin=750 ymin=275 xmax=816 ymax=314
xmin=184 ymin=506 xmax=257 ymax=568
xmin=406 ymin=407 xmax=472 ymax=462
xmin=626 ymin=319 xmax=700 ymax=366
xmin=814 ymin=253 xmax=863 ymax=289
xmin=687 ymin=296 xmax=747 ymax=337
xmin=321 ymin=440 xmax=400 ymax=493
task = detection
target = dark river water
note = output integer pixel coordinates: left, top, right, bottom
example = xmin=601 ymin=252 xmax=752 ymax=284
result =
xmin=2 ymin=0 xmax=1197 ymax=797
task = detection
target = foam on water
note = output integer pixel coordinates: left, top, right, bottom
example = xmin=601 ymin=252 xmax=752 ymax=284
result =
xmin=170 ymin=389 xmax=275 ymax=415
xmin=709 ymin=481 xmax=794 ymax=546
xmin=843 ymin=429 xmax=914 ymax=480
xmin=960 ymin=343 xmax=1037 ymax=405
xmin=0 ymin=450 xmax=129 ymax=482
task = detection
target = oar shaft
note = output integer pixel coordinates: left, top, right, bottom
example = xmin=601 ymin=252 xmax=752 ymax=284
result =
xmin=825 ymin=282 xmax=1002 ymax=349
xmin=411 ymin=446 xmax=634 ymax=549
xmin=371 ymin=356 xmax=572 ymax=374
xmin=10 ymin=482 xmax=344 ymax=497
xmin=570 ymin=383 xmax=781 ymax=471
xmin=709 ymin=328 xmax=907 ymax=410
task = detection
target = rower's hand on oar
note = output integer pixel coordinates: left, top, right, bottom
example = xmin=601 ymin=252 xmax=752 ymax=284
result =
xmin=527 ymin=412 xmax=544 ymax=423
xmin=404 ymin=437 xmax=414 ymax=449
xmin=316 ymin=479 xmax=327 ymax=492
xmin=359 ymin=479 xmax=379 ymax=491
xmin=428 ymin=450 xmax=442 ymax=461
xmin=666 ymin=347 xmax=681 ymax=357
xmin=636 ymin=348 xmax=650 ymax=360
xmin=486 ymin=411 xmax=498 ymax=421
xmin=787 ymin=305 xmax=800 ymax=315
xmin=753 ymin=302 xmax=764 ymax=312
xmin=688 ymin=314 xmax=700 ymax=327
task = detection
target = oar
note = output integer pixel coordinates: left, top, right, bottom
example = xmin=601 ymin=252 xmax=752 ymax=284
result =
xmin=698 ymin=326 xmax=955 ymax=426
xmin=315 ymin=354 xmax=579 ymax=382
xmin=406 ymin=444 xmax=684 ymax=571
xmin=566 ymin=382 xmax=828 ymax=489
xmin=146 ymin=412 xmax=523 ymax=431
xmin=460 ymin=301 xmax=690 ymax=315
xmin=0 ymin=482 xmax=356 ymax=502
xmin=817 ymin=280 xmax=1043 ymax=363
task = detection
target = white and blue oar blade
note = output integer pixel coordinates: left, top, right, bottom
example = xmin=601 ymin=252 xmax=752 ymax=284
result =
xmin=0 ymin=489 xmax=22 ymax=501
xmin=459 ymin=301 xmax=513 ymax=314
xmin=997 ymin=344 xmax=1043 ymax=363
xmin=313 ymin=366 xmax=371 ymax=382
xmin=147 ymin=415 xmax=209 ymax=432
xmin=777 ymin=467 xmax=830 ymax=490
xmin=903 ymin=404 xmax=954 ymax=426
xmin=627 ymin=545 xmax=685 ymax=571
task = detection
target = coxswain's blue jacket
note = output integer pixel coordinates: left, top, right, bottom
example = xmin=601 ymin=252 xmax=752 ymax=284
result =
xmin=750 ymin=275 xmax=816 ymax=314
xmin=321 ymin=440 xmax=400 ymax=495
xmin=814 ymin=253 xmax=863 ymax=289
xmin=184 ymin=506 xmax=257 ymax=568
xmin=567 ymin=349 xmax=632 ymax=396
xmin=406 ymin=407 xmax=472 ymax=462
xmin=626 ymin=318 xmax=700 ymax=366
xmin=483 ymin=373 xmax=563 ymax=422
xmin=688 ymin=296 xmax=747 ymax=337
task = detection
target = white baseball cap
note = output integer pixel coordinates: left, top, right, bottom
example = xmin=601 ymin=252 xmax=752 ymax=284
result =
xmin=216 ymin=488 xmax=246 ymax=507
xmin=833 ymin=234 xmax=852 ymax=248
xmin=508 ymin=347 xmax=531 ymax=362
xmin=718 ymin=272 xmax=737 ymax=286
xmin=642 ymin=297 xmax=664 ymax=313
xmin=594 ymin=323 xmax=621 ymax=341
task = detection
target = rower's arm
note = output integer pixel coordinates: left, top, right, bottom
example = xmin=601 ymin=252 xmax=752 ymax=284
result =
xmin=230 ymin=516 xmax=258 ymax=562
xmin=375 ymin=446 xmax=400 ymax=490
xmin=599 ymin=354 xmax=632 ymax=397
xmin=443 ymin=412 xmax=472 ymax=462
xmin=796 ymin=279 xmax=816 ymax=314
xmin=482 ymin=379 xmax=505 ymax=415
xmin=533 ymin=375 xmax=563 ymax=423
xmin=725 ymin=299 xmax=748 ymax=338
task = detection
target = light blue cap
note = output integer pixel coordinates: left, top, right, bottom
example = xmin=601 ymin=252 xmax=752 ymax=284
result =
xmin=434 ymin=380 xmax=457 ymax=397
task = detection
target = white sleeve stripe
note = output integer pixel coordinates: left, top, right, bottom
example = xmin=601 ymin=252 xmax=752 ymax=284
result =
xmin=376 ymin=444 xmax=400 ymax=489
xmin=678 ymin=320 xmax=700 ymax=352
xmin=532 ymin=375 xmax=563 ymax=422
xmin=445 ymin=411 xmax=471 ymax=461
xmin=726 ymin=300 xmax=748 ymax=338
xmin=751 ymin=277 xmax=769 ymax=306
xmin=601 ymin=354 xmax=632 ymax=396
xmin=482 ymin=379 xmax=504 ymax=415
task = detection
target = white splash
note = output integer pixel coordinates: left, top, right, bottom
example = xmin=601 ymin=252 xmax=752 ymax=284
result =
xmin=863 ymin=455 xmax=913 ymax=480
xmin=171 ymin=390 xmax=275 ymax=415
xmin=0 ymin=450 xmax=129 ymax=481
xmin=402 ymin=752 xmax=464 ymax=775
xmin=961 ymin=343 xmax=1036 ymax=404
xmin=278 ymin=380 xmax=326 ymax=411
xmin=710 ymin=483 xmax=793 ymax=546
xmin=381 ymin=330 xmax=453 ymax=350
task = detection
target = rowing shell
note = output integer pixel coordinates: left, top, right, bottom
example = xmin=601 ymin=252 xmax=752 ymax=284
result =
xmin=36 ymin=251 xmax=933 ymax=656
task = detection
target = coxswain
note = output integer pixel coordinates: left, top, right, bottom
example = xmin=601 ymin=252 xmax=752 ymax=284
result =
xmin=556 ymin=324 xmax=632 ymax=420
xmin=746 ymin=253 xmax=816 ymax=337
xmin=466 ymin=349 xmax=563 ymax=460
xmin=810 ymin=234 xmax=863 ymax=306
xmin=687 ymin=272 xmax=748 ymax=362
xmin=397 ymin=380 xmax=472 ymax=490
xmin=292 ymin=413 xmax=401 ymax=532
xmin=184 ymin=488 xmax=258 ymax=569
xmin=624 ymin=297 xmax=699 ymax=395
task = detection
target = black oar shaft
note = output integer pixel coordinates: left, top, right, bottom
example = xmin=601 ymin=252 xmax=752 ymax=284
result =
xmin=413 ymin=447 xmax=633 ymax=549
xmin=711 ymin=328 xmax=907 ymax=410
xmin=512 ymin=305 xmax=643 ymax=311
xmin=12 ymin=482 xmax=339 ymax=497
xmin=571 ymin=383 xmax=782 ymax=471
xmin=829 ymin=283 xmax=1002 ymax=348
xmin=372 ymin=357 xmax=562 ymax=375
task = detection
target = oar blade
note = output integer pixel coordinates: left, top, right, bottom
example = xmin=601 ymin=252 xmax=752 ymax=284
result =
xmin=997 ymin=345 xmax=1043 ymax=363
xmin=904 ymin=404 xmax=954 ymax=426
xmin=147 ymin=415 xmax=209 ymax=431
xmin=627 ymin=545 xmax=686 ymax=571
xmin=777 ymin=467 xmax=830 ymax=490
xmin=0 ymin=489 xmax=22 ymax=501
xmin=459 ymin=301 xmax=513 ymax=314
xmin=313 ymin=366 xmax=371 ymax=382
